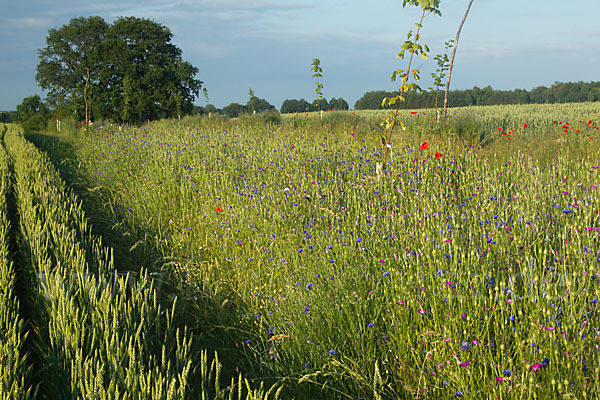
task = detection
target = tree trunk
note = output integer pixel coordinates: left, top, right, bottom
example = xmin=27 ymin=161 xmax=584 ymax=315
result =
xmin=443 ymin=0 xmax=474 ymax=120
xmin=84 ymin=67 xmax=90 ymax=124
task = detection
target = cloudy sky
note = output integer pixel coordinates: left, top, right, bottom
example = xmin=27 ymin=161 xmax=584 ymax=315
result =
xmin=1 ymin=0 xmax=599 ymax=111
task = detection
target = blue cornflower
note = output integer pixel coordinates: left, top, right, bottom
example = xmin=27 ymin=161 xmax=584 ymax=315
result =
xmin=455 ymin=390 xmax=464 ymax=398
xmin=504 ymin=368 xmax=511 ymax=377
xmin=368 ymin=323 xmax=374 ymax=328
xmin=305 ymin=283 xmax=313 ymax=290
xmin=542 ymin=358 xmax=550 ymax=366
xmin=328 ymin=349 xmax=335 ymax=355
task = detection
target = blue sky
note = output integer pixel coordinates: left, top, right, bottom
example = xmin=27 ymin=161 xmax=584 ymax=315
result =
xmin=1 ymin=0 xmax=599 ymax=111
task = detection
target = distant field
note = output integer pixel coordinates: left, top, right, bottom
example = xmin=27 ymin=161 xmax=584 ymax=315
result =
xmin=6 ymin=101 xmax=600 ymax=398
xmin=283 ymin=102 xmax=600 ymax=136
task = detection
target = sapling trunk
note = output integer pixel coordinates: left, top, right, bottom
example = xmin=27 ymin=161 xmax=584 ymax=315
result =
xmin=443 ymin=0 xmax=474 ymax=120
xmin=384 ymin=9 xmax=426 ymax=164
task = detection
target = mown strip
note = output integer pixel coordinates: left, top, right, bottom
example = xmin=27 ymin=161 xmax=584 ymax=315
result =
xmin=0 ymin=125 xmax=36 ymax=399
xmin=4 ymin=125 xmax=280 ymax=399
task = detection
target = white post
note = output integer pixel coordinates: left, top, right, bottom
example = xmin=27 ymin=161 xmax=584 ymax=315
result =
xmin=376 ymin=162 xmax=383 ymax=180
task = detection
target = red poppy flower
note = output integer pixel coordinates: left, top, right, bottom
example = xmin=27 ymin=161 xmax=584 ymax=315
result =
xmin=435 ymin=152 xmax=443 ymax=159
xmin=523 ymin=124 xmax=528 ymax=128
xmin=215 ymin=206 xmax=224 ymax=212
xmin=410 ymin=111 xmax=417 ymax=115
xmin=420 ymin=142 xmax=430 ymax=150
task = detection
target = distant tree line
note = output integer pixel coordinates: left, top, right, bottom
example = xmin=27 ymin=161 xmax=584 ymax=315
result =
xmin=354 ymin=81 xmax=600 ymax=110
xmin=197 ymin=96 xmax=350 ymax=118
xmin=222 ymin=97 xmax=276 ymax=118
xmin=280 ymin=97 xmax=349 ymax=114
xmin=0 ymin=111 xmax=16 ymax=123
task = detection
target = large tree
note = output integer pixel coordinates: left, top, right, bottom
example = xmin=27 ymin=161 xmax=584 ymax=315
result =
xmin=36 ymin=16 xmax=202 ymax=124
xmin=36 ymin=16 xmax=108 ymax=123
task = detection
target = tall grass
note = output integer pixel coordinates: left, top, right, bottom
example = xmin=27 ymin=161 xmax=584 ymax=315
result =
xmin=37 ymin=104 xmax=600 ymax=398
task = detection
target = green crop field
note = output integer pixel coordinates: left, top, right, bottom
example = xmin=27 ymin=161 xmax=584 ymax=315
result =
xmin=2 ymin=102 xmax=600 ymax=399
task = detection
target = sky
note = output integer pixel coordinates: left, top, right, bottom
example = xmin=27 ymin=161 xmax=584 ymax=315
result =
xmin=1 ymin=0 xmax=599 ymax=111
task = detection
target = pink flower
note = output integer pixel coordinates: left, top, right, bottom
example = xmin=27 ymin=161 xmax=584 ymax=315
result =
xmin=496 ymin=377 xmax=503 ymax=382
xmin=529 ymin=363 xmax=541 ymax=371
xmin=460 ymin=360 xmax=471 ymax=368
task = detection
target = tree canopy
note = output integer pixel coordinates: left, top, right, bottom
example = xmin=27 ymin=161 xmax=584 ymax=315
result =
xmin=36 ymin=16 xmax=202 ymax=124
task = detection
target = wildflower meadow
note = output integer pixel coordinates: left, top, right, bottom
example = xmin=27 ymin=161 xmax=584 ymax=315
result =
xmin=2 ymin=101 xmax=600 ymax=399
